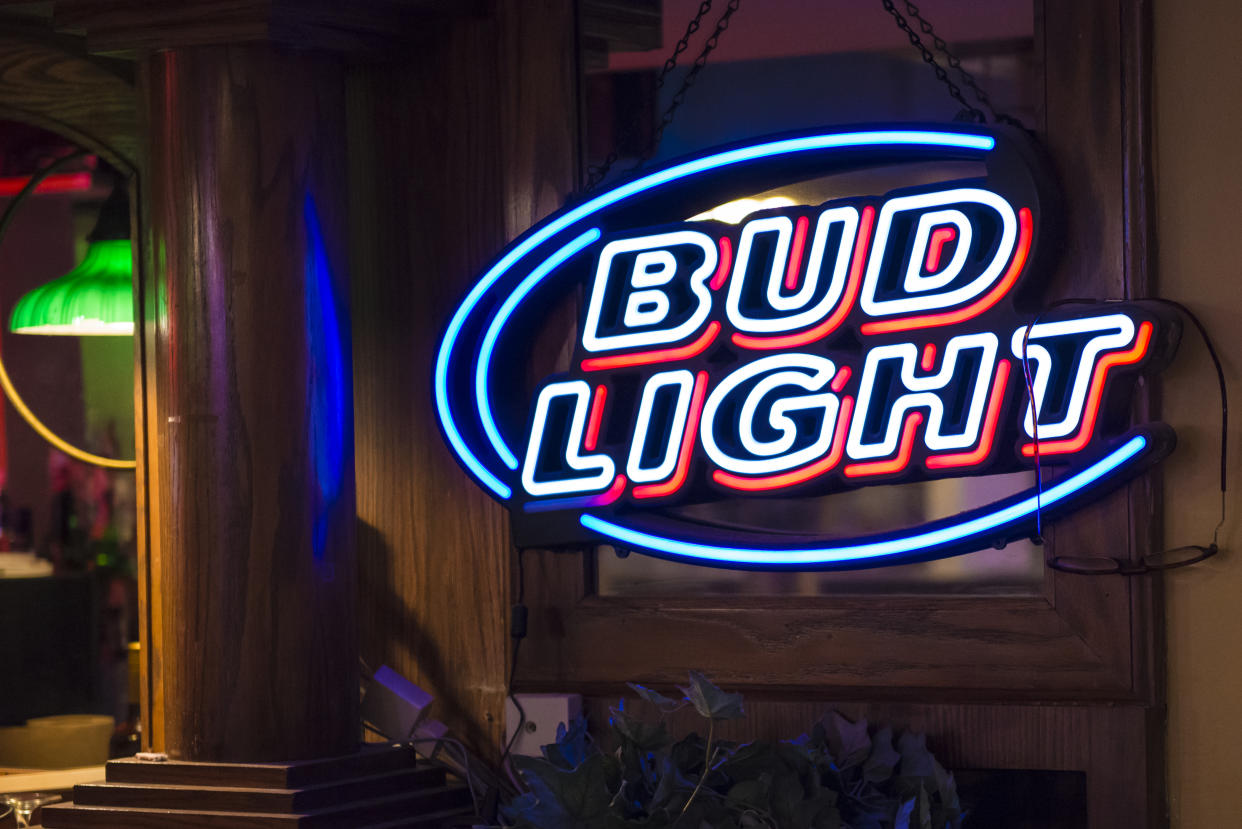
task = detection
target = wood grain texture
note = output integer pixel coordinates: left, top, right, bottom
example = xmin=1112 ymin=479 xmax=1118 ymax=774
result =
xmin=52 ymin=0 xmax=488 ymax=55
xmin=0 ymin=34 xmax=136 ymax=169
xmin=348 ymin=0 xmax=579 ymax=760
xmin=139 ymin=45 xmax=357 ymax=763
xmin=40 ymin=748 xmax=469 ymax=827
xmin=581 ymin=0 xmax=661 ymax=53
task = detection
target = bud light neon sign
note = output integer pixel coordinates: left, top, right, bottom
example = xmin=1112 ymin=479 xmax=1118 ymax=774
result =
xmin=434 ymin=126 xmax=1179 ymax=569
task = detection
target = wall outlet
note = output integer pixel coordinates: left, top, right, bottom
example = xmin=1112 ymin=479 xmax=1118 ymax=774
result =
xmin=504 ymin=693 xmax=582 ymax=757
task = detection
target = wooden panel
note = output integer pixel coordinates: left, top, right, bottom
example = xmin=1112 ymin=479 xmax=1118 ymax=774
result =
xmin=348 ymin=0 xmax=579 ymax=759
xmin=53 ymin=0 xmax=489 ymax=55
xmin=0 ymin=34 xmax=135 ymax=163
xmin=581 ymin=0 xmax=661 ymax=53
xmin=523 ymin=594 xmax=1125 ymax=699
xmin=139 ymin=44 xmax=357 ymax=763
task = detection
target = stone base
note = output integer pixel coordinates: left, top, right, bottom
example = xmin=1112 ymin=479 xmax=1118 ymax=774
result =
xmin=39 ymin=744 xmax=472 ymax=828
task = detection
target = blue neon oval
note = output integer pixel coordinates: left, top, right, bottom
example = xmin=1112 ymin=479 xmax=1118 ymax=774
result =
xmin=435 ymin=127 xmax=998 ymax=499
xmin=580 ymin=436 xmax=1147 ymax=568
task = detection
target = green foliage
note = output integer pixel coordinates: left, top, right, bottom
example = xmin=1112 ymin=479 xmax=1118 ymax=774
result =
xmin=502 ymin=674 xmax=964 ymax=829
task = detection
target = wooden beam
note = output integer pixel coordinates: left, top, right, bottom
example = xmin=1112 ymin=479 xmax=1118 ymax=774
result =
xmin=581 ymin=0 xmax=661 ymax=55
xmin=48 ymin=0 xmax=491 ymax=55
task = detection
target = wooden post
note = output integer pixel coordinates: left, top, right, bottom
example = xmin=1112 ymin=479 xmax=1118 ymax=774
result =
xmin=139 ymin=44 xmax=357 ymax=763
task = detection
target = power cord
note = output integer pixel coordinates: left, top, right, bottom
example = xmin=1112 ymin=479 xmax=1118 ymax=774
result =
xmin=499 ymin=546 xmax=528 ymax=785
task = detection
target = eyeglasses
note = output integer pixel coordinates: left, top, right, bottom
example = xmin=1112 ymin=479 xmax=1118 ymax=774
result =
xmin=1049 ymin=543 xmax=1218 ymax=575
xmin=1023 ymin=298 xmax=1227 ymax=576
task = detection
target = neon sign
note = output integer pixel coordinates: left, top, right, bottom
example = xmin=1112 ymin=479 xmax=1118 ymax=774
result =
xmin=435 ymin=126 xmax=1180 ymax=569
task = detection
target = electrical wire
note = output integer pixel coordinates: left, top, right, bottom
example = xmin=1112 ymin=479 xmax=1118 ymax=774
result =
xmin=499 ymin=546 xmax=528 ymax=788
xmin=1023 ymin=297 xmax=1228 ymax=561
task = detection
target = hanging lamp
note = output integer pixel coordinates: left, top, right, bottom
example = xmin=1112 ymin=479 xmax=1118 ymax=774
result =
xmin=9 ymin=184 xmax=133 ymax=336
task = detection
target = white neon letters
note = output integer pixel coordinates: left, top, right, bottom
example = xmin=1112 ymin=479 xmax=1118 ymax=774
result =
xmin=847 ymin=332 xmax=999 ymax=459
xmin=1010 ymin=314 xmax=1136 ymax=439
xmin=521 ymin=381 xmax=615 ymax=497
xmin=725 ymin=207 xmax=860 ymax=334
xmin=861 ymin=188 xmax=1017 ymax=318
xmin=701 ymin=355 xmax=840 ymax=475
xmin=627 ymin=370 xmax=695 ymax=483
xmin=507 ymin=183 xmax=1163 ymax=507
xmin=582 ymin=231 xmax=717 ymax=353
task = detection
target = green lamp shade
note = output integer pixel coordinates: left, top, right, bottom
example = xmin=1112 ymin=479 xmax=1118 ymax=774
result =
xmin=10 ymin=239 xmax=134 ymax=336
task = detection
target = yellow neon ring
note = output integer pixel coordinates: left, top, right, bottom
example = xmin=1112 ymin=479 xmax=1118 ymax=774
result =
xmin=0 ymin=348 xmax=135 ymax=470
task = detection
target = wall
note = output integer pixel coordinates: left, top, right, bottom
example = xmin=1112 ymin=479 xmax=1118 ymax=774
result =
xmin=1156 ymin=0 xmax=1242 ymax=824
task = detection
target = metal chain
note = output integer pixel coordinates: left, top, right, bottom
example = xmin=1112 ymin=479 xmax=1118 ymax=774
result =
xmin=587 ymin=0 xmax=743 ymax=190
xmin=587 ymin=0 xmax=717 ymax=189
xmin=879 ymin=0 xmax=986 ymax=123
xmin=637 ymin=0 xmax=743 ymax=170
xmin=897 ymin=0 xmax=1025 ymax=128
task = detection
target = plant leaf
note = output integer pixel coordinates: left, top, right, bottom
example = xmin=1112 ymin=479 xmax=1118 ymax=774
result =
xmin=629 ymin=682 xmax=686 ymax=714
xmin=823 ymin=711 xmax=871 ymax=768
xmin=863 ymin=725 xmax=901 ymax=783
xmin=894 ymin=795 xmax=916 ymax=829
xmin=610 ymin=705 xmax=673 ymax=752
xmin=510 ymin=753 xmax=615 ymax=829
xmin=542 ymin=713 xmax=595 ymax=770
xmin=678 ymin=671 xmax=745 ymax=720
xmin=897 ymin=731 xmax=936 ymax=779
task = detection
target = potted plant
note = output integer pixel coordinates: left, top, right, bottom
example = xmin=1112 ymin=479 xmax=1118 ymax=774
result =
xmin=504 ymin=673 xmax=964 ymax=829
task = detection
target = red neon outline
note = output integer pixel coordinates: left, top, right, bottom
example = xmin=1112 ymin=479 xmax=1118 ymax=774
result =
xmin=784 ymin=215 xmax=809 ymax=290
xmin=925 ymin=226 xmax=957 ymax=273
xmin=920 ymin=342 xmax=937 ymax=372
xmin=731 ymin=205 xmax=876 ymax=351
xmin=830 ymin=365 xmax=852 ymax=393
xmin=585 ymin=474 xmax=627 ymax=506
xmin=0 ymin=172 xmax=92 ymax=197
xmin=925 ymin=359 xmax=1011 ymax=469
xmin=860 ymin=206 xmax=1034 ymax=336
xmin=712 ymin=396 xmax=854 ymax=491
xmin=581 ymin=321 xmax=720 ymax=372
xmin=584 ymin=385 xmax=607 ymax=451
xmin=633 ymin=371 xmax=708 ymax=499
xmin=710 ymin=237 xmax=732 ymax=290
xmin=1020 ymin=321 xmax=1153 ymax=457
xmin=843 ymin=411 xmax=924 ymax=478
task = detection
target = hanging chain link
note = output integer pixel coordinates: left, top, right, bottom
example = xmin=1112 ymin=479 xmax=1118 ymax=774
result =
xmin=586 ymin=0 xmax=743 ymax=190
xmin=895 ymin=0 xmax=1025 ymax=127
xmin=586 ymin=0 xmax=716 ymax=189
xmin=879 ymin=0 xmax=986 ymax=123
xmin=639 ymin=0 xmax=743 ymax=170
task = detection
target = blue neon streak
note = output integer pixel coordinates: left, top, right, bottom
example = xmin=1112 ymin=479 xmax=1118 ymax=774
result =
xmin=304 ymin=196 xmax=345 ymax=565
xmin=477 ymin=228 xmax=602 ymax=470
xmin=434 ymin=129 xmax=996 ymax=499
xmin=580 ymin=436 xmax=1146 ymax=566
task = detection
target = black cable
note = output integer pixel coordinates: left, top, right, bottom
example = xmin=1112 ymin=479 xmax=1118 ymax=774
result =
xmin=1024 ymin=297 xmax=1228 ymax=555
xmin=1019 ymin=311 xmax=1050 ymax=544
xmin=0 ymin=151 xmax=90 ymax=248
xmin=1133 ymin=297 xmax=1228 ymax=544
xmin=499 ymin=547 xmax=528 ymax=775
